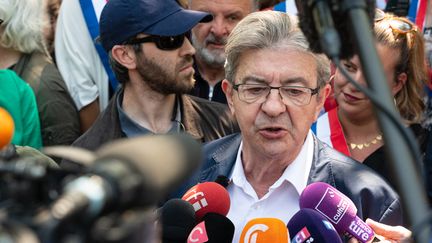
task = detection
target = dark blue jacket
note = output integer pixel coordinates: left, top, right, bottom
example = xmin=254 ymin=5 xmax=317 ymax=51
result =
xmin=173 ymin=133 xmax=404 ymax=225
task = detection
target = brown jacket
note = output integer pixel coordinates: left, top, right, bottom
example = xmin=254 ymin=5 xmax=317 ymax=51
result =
xmin=69 ymin=91 xmax=239 ymax=152
xmin=13 ymin=52 xmax=81 ymax=146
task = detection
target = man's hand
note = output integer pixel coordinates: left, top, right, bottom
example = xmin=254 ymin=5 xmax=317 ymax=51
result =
xmin=348 ymin=218 xmax=412 ymax=243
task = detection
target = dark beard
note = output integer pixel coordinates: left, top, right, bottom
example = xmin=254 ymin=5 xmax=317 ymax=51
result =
xmin=136 ymin=53 xmax=195 ymax=95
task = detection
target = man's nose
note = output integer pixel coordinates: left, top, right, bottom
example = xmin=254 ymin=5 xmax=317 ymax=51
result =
xmin=261 ymin=89 xmax=286 ymax=117
xmin=210 ymin=17 xmax=229 ymax=37
xmin=180 ymin=37 xmax=196 ymax=56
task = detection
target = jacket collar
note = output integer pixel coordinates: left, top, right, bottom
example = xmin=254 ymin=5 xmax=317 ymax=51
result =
xmin=198 ymin=133 xmax=338 ymax=188
xmin=180 ymin=95 xmax=205 ymax=141
xmin=199 ymin=134 xmax=241 ymax=181
xmin=307 ymin=133 xmax=337 ymax=187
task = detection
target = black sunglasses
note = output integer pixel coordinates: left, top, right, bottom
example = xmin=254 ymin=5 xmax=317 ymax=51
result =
xmin=125 ymin=33 xmax=188 ymax=51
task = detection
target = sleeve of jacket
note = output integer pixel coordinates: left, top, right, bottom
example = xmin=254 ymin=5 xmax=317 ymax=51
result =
xmin=378 ymin=198 xmax=404 ymax=225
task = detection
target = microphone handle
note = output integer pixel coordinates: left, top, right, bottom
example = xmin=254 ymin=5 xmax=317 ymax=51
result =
xmin=345 ymin=216 xmax=374 ymax=243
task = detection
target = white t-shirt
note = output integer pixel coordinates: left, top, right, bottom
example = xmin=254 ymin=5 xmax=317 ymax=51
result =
xmin=227 ymin=130 xmax=315 ymax=243
xmin=55 ymin=0 xmax=109 ymax=111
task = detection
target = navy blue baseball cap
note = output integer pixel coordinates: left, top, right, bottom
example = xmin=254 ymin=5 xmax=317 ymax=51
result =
xmin=99 ymin=0 xmax=213 ymax=52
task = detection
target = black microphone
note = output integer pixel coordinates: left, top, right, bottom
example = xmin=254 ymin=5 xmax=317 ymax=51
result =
xmin=214 ymin=175 xmax=230 ymax=188
xmin=187 ymin=213 xmax=234 ymax=243
xmin=295 ymin=0 xmax=376 ymax=59
xmin=160 ymin=199 xmax=196 ymax=243
xmin=43 ymin=134 xmax=202 ymax=222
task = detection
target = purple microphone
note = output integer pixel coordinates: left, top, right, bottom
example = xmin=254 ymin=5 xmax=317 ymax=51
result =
xmin=299 ymin=182 xmax=375 ymax=243
xmin=288 ymin=208 xmax=343 ymax=243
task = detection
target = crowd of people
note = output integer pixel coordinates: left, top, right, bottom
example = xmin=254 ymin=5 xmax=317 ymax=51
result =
xmin=1 ymin=0 xmax=432 ymax=242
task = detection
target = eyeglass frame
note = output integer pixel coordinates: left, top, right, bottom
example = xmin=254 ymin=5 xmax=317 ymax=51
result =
xmin=232 ymin=83 xmax=321 ymax=106
xmin=123 ymin=33 xmax=188 ymax=51
xmin=374 ymin=9 xmax=418 ymax=35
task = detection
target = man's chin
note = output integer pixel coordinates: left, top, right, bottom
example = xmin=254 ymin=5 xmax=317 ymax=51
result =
xmin=175 ymin=77 xmax=195 ymax=93
xmin=200 ymin=48 xmax=225 ymax=59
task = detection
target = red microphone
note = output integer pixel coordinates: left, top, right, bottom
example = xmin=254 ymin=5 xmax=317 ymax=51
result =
xmin=182 ymin=182 xmax=230 ymax=222
xmin=187 ymin=213 xmax=234 ymax=243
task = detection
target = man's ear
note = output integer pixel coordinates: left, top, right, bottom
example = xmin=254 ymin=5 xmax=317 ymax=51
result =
xmin=111 ymin=45 xmax=137 ymax=69
xmin=314 ymin=83 xmax=331 ymax=121
xmin=222 ymin=79 xmax=235 ymax=115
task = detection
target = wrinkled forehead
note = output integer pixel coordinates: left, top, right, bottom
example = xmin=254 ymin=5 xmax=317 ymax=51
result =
xmin=189 ymin=0 xmax=256 ymax=12
xmin=234 ymin=48 xmax=319 ymax=86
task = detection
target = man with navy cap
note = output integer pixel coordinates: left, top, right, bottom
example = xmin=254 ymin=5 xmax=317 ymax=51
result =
xmin=68 ymin=0 xmax=238 ymax=153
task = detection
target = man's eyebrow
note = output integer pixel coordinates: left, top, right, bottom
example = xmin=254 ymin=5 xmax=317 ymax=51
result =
xmin=238 ymin=76 xmax=311 ymax=86
xmin=239 ymin=76 xmax=267 ymax=84
xmin=281 ymin=77 xmax=309 ymax=86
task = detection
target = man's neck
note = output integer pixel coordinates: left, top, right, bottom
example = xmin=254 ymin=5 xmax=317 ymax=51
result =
xmin=240 ymin=145 xmax=301 ymax=199
xmin=122 ymin=82 xmax=177 ymax=134
xmin=195 ymin=56 xmax=225 ymax=87
xmin=0 ymin=47 xmax=22 ymax=69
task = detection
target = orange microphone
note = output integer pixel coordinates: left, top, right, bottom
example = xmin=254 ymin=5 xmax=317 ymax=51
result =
xmin=0 ymin=107 xmax=15 ymax=149
xmin=240 ymin=218 xmax=290 ymax=243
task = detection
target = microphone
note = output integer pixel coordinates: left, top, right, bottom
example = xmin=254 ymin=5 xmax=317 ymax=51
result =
xmin=160 ymin=199 xmax=196 ymax=243
xmin=288 ymin=208 xmax=342 ymax=243
xmin=295 ymin=0 xmax=376 ymax=59
xmin=0 ymin=107 xmax=15 ymax=150
xmin=239 ymin=218 xmax=290 ymax=243
xmin=182 ymin=182 xmax=230 ymax=222
xmin=214 ymin=175 xmax=230 ymax=188
xmin=187 ymin=213 xmax=234 ymax=243
xmin=299 ymin=182 xmax=375 ymax=242
xmin=45 ymin=134 xmax=202 ymax=222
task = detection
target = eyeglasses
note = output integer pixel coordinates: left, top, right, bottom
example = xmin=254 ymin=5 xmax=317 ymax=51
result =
xmin=232 ymin=83 xmax=320 ymax=106
xmin=125 ymin=34 xmax=186 ymax=51
xmin=374 ymin=9 xmax=418 ymax=36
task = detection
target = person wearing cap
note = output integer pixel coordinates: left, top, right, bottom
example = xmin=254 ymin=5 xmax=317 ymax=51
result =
xmin=188 ymin=0 xmax=258 ymax=103
xmin=67 ymin=0 xmax=238 ymax=155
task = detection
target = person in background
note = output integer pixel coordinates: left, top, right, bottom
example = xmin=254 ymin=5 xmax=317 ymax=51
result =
xmin=67 ymin=0 xmax=238 ymax=163
xmin=188 ymin=0 xmax=258 ymax=103
xmin=258 ymin=0 xmax=284 ymax=10
xmin=172 ymin=11 xmax=402 ymax=242
xmin=0 ymin=0 xmax=80 ymax=147
xmin=44 ymin=0 xmax=61 ymax=61
xmin=55 ymin=0 xmax=189 ymax=132
xmin=55 ymin=0 xmax=111 ymax=132
xmin=313 ymin=10 xmax=430 ymax=202
xmin=0 ymin=69 xmax=42 ymax=149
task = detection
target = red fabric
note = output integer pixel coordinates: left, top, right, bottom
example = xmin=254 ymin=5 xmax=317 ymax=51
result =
xmin=328 ymin=108 xmax=350 ymax=156
xmin=416 ymin=0 xmax=428 ymax=31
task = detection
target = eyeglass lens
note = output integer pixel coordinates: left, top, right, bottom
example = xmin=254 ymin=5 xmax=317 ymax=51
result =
xmin=237 ymin=85 xmax=316 ymax=106
xmin=127 ymin=34 xmax=186 ymax=51
xmin=388 ymin=20 xmax=412 ymax=32
xmin=156 ymin=35 xmax=185 ymax=50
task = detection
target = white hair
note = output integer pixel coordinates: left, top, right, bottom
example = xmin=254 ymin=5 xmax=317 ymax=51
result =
xmin=0 ymin=0 xmax=48 ymax=53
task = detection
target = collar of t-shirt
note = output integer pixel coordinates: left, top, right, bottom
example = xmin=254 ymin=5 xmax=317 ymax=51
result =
xmin=117 ymin=89 xmax=182 ymax=137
